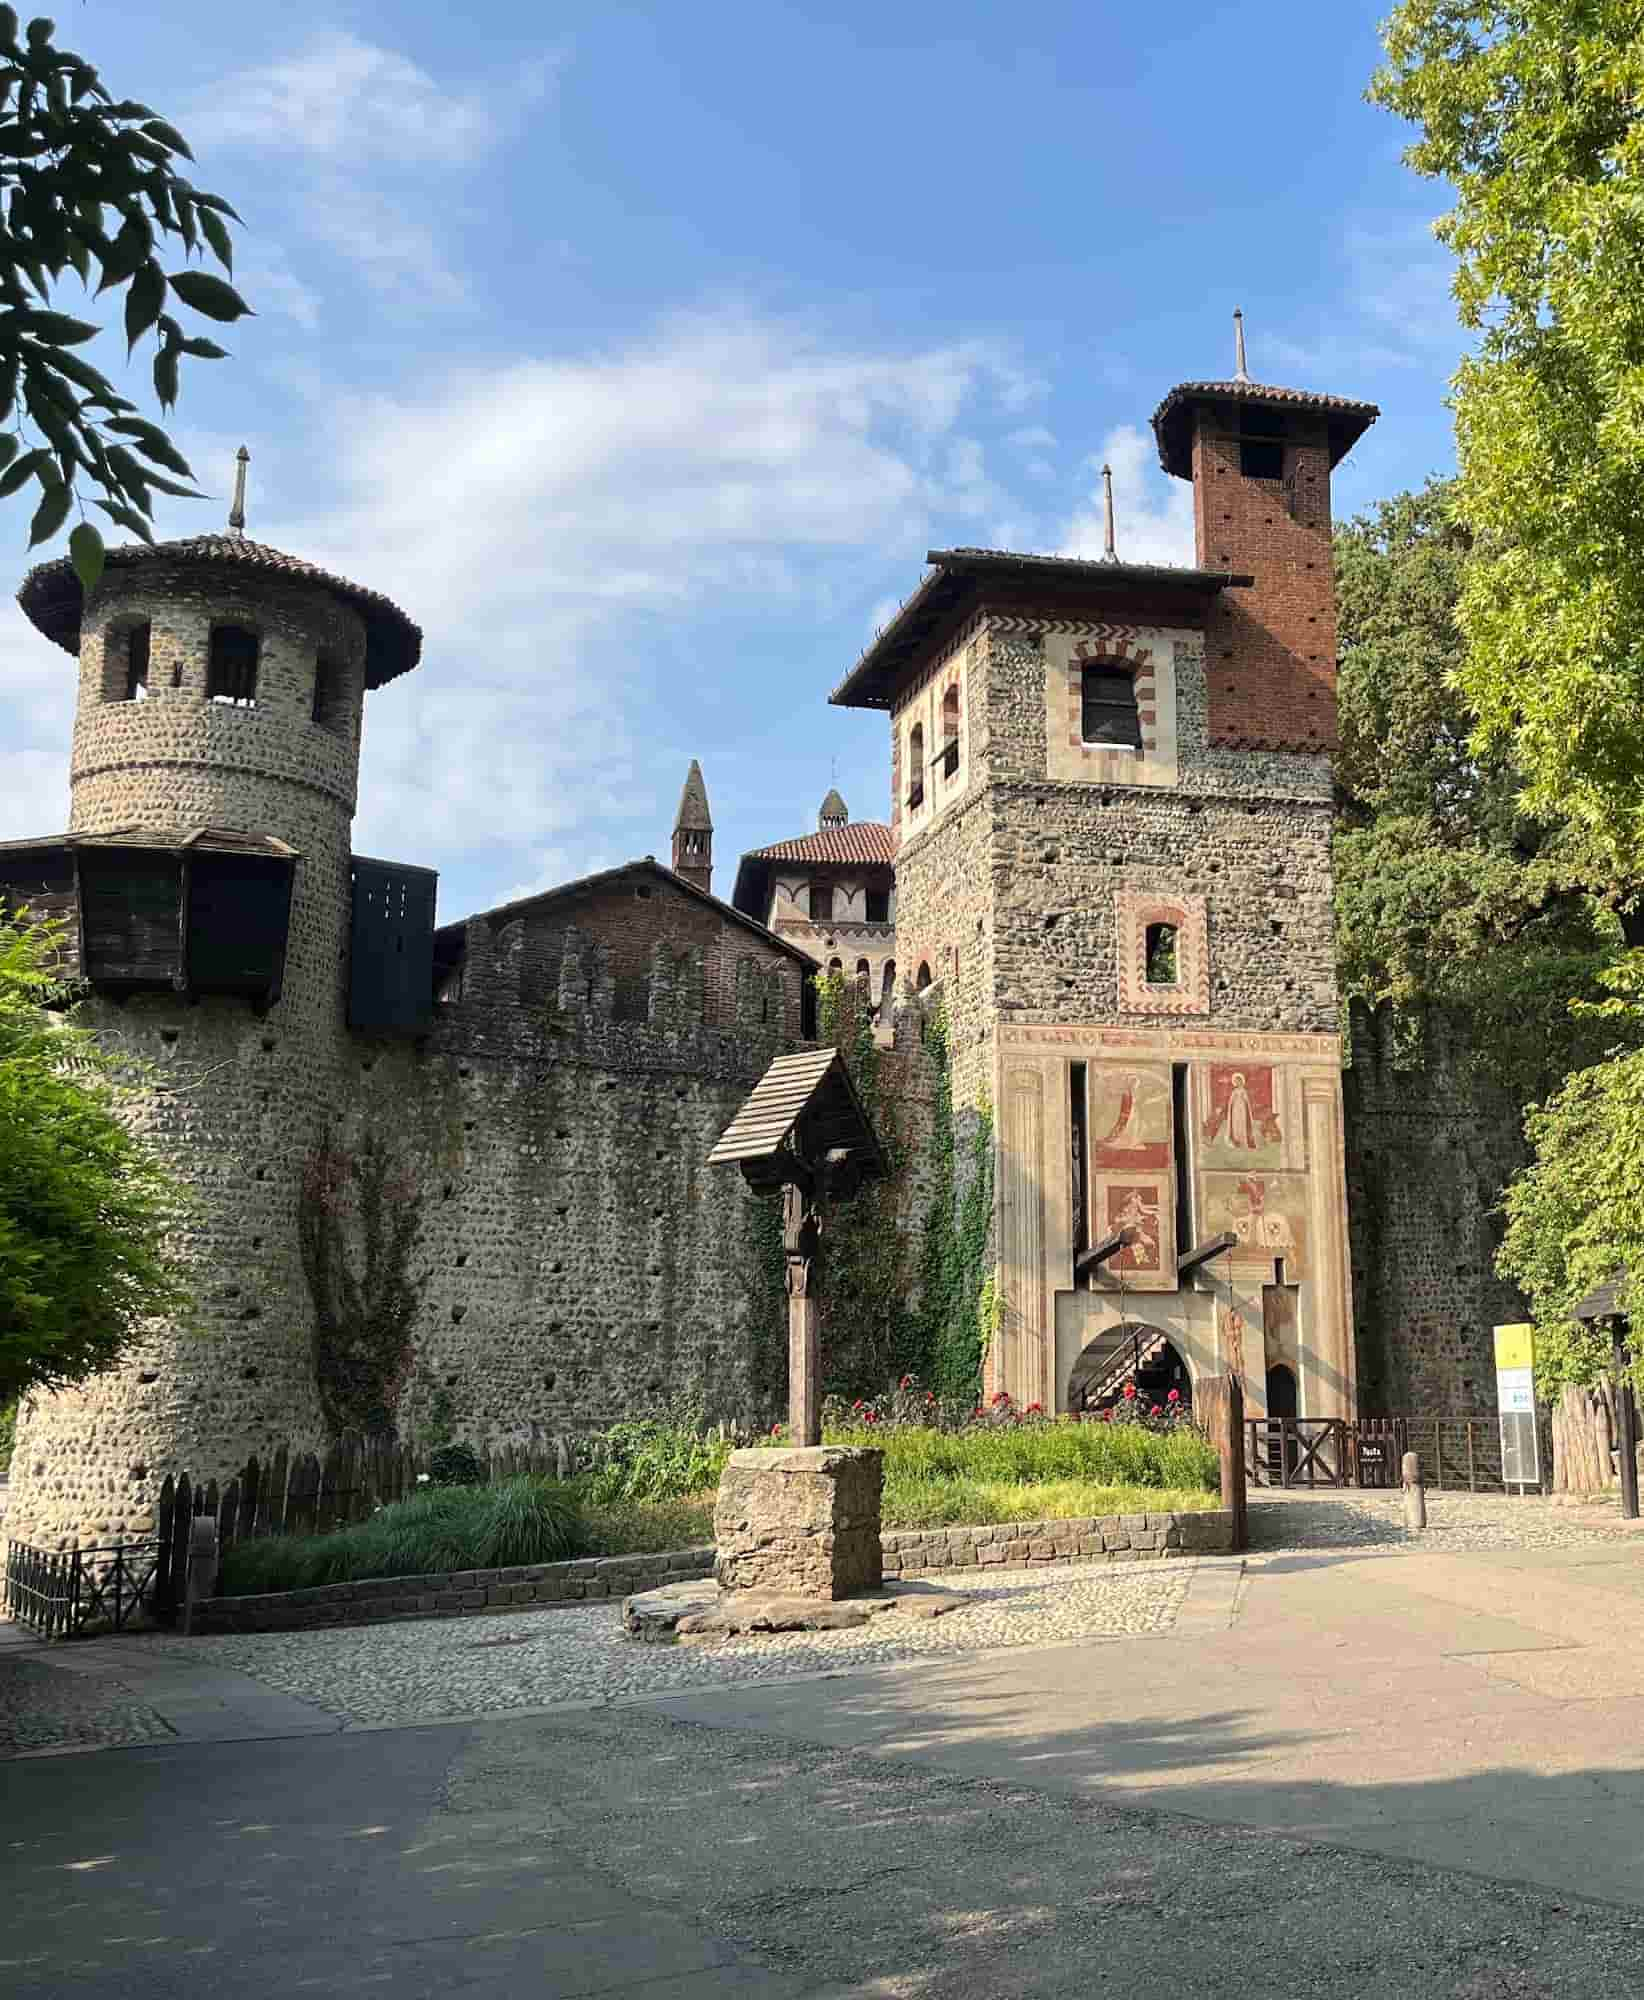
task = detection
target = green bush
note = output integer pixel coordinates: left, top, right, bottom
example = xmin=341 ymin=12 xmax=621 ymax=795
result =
xmin=428 ymin=1441 xmax=483 ymax=1488
xmin=217 ymin=1476 xmax=581 ymax=1596
xmin=581 ymin=1418 xmax=731 ymax=1504
xmin=828 ymin=1418 xmax=1219 ymax=1505
xmin=0 ymin=1399 xmax=14 ymax=1475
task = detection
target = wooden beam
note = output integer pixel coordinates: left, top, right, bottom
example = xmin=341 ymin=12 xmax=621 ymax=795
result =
xmin=1074 ymin=1228 xmax=1129 ymax=1277
xmin=1178 ymin=1230 xmax=1238 ymax=1278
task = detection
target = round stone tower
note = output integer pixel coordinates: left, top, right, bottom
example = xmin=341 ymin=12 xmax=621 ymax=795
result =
xmin=4 ymin=514 xmax=420 ymax=1549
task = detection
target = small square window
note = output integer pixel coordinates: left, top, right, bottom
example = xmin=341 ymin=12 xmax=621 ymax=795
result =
xmin=811 ymin=883 xmax=834 ymax=922
xmin=865 ymin=888 xmax=890 ymax=924
xmin=1144 ymin=923 xmax=1179 ymax=987
xmin=103 ymin=621 xmax=152 ymax=702
xmin=208 ymin=625 xmax=259 ymax=706
xmin=1081 ymin=665 xmax=1142 ymax=750
xmin=1240 ymin=440 xmax=1284 ymax=481
xmin=312 ymin=653 xmax=349 ymax=734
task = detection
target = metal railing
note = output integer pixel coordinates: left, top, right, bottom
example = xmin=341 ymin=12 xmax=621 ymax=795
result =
xmin=4 ymin=1539 xmax=160 ymax=1638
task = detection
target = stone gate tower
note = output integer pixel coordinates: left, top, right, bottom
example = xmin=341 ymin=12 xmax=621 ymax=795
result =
xmin=832 ymin=333 xmax=1378 ymax=1425
xmin=1 ymin=502 xmax=421 ymax=1548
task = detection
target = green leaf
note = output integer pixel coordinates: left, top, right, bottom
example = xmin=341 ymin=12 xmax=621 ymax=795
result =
xmin=104 ymin=415 xmax=191 ymax=476
xmin=90 ymin=495 xmax=152 ymax=541
xmin=18 ymin=308 xmax=97 ymax=344
xmin=138 ymin=118 xmax=192 ymax=160
xmin=138 ymin=470 xmax=206 ymax=501
xmin=177 ymin=336 xmax=228 ymax=360
xmin=68 ymin=518 xmax=102 ymax=591
xmin=196 ymin=204 xmax=232 ymax=274
xmin=191 ymin=190 xmax=244 ymax=224
xmin=0 ymin=443 xmax=46 ymax=496
xmin=165 ymin=268 xmax=252 ymax=323
xmin=123 ymin=256 xmax=163 ymax=351
xmin=0 ymin=9 xmax=18 ymax=49
xmin=25 ymin=475 xmax=67 ymax=547
xmin=24 ymin=20 xmax=54 ymax=51
xmin=93 ymin=212 xmax=149 ymax=293
xmin=151 ymin=342 xmax=177 ymax=412
xmin=0 ymin=433 xmax=18 ymax=473
xmin=36 ymin=344 xmax=115 ymax=397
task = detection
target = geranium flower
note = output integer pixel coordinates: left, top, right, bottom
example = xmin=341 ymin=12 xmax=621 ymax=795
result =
xmin=1167 ymin=1388 xmax=1181 ymax=1404
xmin=900 ymin=1374 xmax=913 ymax=1390
xmin=770 ymin=1423 xmax=783 ymax=1437
xmin=1123 ymin=1382 xmax=1137 ymax=1400
xmin=1151 ymin=1405 xmax=1163 ymax=1417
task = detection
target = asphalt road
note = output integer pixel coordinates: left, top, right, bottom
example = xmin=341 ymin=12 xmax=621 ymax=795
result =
xmin=5 ymin=1703 xmax=1644 ymax=1999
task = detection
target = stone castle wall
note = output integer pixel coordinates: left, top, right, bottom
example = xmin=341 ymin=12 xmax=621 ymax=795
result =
xmin=1343 ymin=1006 xmax=1531 ymax=1420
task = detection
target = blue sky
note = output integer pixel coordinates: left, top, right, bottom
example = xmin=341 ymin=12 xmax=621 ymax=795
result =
xmin=1 ymin=3 xmax=1461 ymax=922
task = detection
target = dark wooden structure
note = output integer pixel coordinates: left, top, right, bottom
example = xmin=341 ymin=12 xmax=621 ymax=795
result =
xmin=348 ymin=856 xmax=437 ymax=1033
xmin=709 ymin=1048 xmax=886 ymax=1445
xmin=0 ymin=825 xmax=296 ymax=1009
xmin=1571 ymin=1274 xmax=1640 ymax=1519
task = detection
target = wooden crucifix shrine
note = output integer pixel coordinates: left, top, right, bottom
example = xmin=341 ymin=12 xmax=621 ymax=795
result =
xmin=708 ymin=1048 xmax=886 ymax=1445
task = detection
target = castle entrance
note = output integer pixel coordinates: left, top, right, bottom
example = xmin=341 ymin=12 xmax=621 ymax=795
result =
xmin=1068 ymin=1322 xmax=1190 ymax=1415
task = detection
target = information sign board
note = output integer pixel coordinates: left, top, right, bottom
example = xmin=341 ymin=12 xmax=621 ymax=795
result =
xmin=1493 ymin=1323 xmax=1540 ymax=1489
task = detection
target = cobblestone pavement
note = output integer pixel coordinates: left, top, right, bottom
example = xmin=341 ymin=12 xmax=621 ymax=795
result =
xmin=133 ymin=1558 xmax=1193 ymax=1726
xmin=0 ymin=1650 xmax=173 ymax=1755
xmin=1249 ymin=1488 xmax=1639 ymax=1554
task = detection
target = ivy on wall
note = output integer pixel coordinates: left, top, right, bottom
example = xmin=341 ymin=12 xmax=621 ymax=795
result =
xmin=914 ymin=1003 xmax=997 ymax=1397
xmin=298 ymin=1134 xmax=430 ymax=1440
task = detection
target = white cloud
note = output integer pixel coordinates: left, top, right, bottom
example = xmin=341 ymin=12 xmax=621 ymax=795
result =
xmin=263 ymin=310 xmax=1028 ymax=874
xmin=1057 ymin=424 xmax=1195 ymax=568
xmin=300 ymin=187 xmax=470 ymax=305
xmin=189 ymin=32 xmax=555 ymax=168
xmin=236 ymin=245 xmax=321 ymax=331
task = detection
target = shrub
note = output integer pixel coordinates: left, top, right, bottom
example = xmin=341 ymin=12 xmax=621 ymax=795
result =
xmin=0 ymin=1399 xmax=14 ymax=1475
xmin=580 ymin=1416 xmax=731 ymax=1505
xmin=428 ymin=1441 xmax=483 ymax=1488
xmin=217 ymin=1476 xmax=581 ymax=1596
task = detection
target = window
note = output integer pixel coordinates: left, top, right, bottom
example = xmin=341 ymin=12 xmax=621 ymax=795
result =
xmin=1240 ymin=439 xmax=1284 ymax=480
xmin=208 ymin=624 xmax=259 ymax=706
xmin=880 ymin=959 xmax=896 ymax=1007
xmin=915 ymin=961 xmax=932 ymax=991
xmin=865 ymin=887 xmax=890 ymax=924
xmin=105 ymin=621 xmax=151 ymax=702
xmin=940 ymin=685 xmax=959 ymax=777
xmin=855 ymin=958 xmax=871 ymax=987
xmin=312 ymin=653 xmax=348 ymax=734
xmin=810 ymin=882 xmax=834 ymax=922
xmin=1081 ymin=664 xmax=1142 ymax=749
xmin=907 ymin=723 xmax=925 ymax=809
xmin=1145 ymin=922 xmax=1179 ymax=986
xmin=827 ymin=955 xmax=843 ymax=973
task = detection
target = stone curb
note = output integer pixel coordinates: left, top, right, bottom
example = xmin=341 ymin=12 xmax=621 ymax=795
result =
xmin=188 ymin=1509 xmax=1233 ymax=1634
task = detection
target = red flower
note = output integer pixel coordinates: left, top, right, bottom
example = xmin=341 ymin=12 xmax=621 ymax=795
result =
xmin=1026 ymin=1402 xmax=1043 ymax=1414
xmin=770 ymin=1423 xmax=783 ymax=1437
xmin=852 ymin=1399 xmax=864 ymax=1411
xmin=1102 ymin=1410 xmax=1114 ymax=1423
xmin=1123 ymin=1382 xmax=1137 ymax=1400
xmin=926 ymin=1391 xmax=935 ymax=1403
xmin=900 ymin=1374 xmax=913 ymax=1390
xmin=1151 ymin=1405 xmax=1163 ymax=1417
xmin=1167 ymin=1388 xmax=1181 ymax=1404
xmin=864 ymin=1409 xmax=879 ymax=1424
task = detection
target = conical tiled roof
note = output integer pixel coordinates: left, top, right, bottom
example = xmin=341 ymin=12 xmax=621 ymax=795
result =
xmin=819 ymin=786 xmax=848 ymax=827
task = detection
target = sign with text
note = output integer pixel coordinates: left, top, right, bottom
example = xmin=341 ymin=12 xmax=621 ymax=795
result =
xmin=1493 ymin=1323 xmax=1540 ymax=1488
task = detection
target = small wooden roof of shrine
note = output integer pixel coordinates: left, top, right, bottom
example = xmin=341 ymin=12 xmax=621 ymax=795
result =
xmin=1570 ymin=1274 xmax=1628 ymax=1324
xmin=708 ymin=1047 xmax=886 ymax=1178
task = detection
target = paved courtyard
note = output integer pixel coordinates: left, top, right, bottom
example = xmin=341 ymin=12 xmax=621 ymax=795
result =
xmin=5 ymin=1492 xmax=1644 ymax=1995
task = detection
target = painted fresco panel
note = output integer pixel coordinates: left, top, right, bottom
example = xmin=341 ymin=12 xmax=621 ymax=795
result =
xmin=1088 ymin=1062 xmax=1171 ymax=1171
xmin=1197 ymin=1061 xmax=1288 ymax=1170
xmin=1093 ymin=1176 xmax=1174 ymax=1287
xmin=1199 ymin=1170 xmax=1310 ymax=1277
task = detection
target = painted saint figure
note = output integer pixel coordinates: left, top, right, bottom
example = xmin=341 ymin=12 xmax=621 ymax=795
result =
xmin=1224 ymin=1072 xmax=1257 ymax=1150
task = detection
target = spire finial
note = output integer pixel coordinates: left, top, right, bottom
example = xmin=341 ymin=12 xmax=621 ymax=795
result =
xmin=227 ymin=444 xmax=250 ymax=538
xmin=1233 ymin=307 xmax=1250 ymax=385
xmin=1101 ymin=462 xmax=1118 ymax=564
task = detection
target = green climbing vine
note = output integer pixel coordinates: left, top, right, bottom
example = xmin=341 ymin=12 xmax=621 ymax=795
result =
xmin=741 ymin=1173 xmax=788 ymax=1418
xmin=915 ymin=1004 xmax=996 ymax=1397
xmin=298 ymin=1133 xmax=431 ymax=1440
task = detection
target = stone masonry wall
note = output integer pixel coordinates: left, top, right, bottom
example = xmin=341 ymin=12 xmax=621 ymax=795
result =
xmin=1344 ymin=1006 xmax=1531 ymax=1420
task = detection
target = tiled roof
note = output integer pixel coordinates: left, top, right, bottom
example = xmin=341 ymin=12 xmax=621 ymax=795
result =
xmin=745 ymin=822 xmax=894 ymax=867
xmin=1150 ymin=379 xmax=1380 ymax=479
xmin=18 ymin=534 xmax=422 ymax=686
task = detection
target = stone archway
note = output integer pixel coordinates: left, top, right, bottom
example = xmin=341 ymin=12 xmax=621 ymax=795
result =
xmin=1068 ymin=1321 xmax=1191 ymax=1414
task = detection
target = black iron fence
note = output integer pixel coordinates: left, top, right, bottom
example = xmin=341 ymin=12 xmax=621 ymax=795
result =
xmin=4 ymin=1539 xmax=161 ymax=1638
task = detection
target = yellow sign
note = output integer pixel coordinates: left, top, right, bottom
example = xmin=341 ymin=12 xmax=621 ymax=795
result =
xmin=1494 ymin=1323 xmax=1535 ymax=1372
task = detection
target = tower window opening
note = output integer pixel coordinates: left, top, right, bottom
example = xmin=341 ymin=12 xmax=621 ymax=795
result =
xmin=940 ymin=685 xmax=960 ymax=778
xmin=880 ymin=958 xmax=896 ymax=1007
xmin=208 ymin=624 xmax=259 ymax=706
xmin=1145 ymin=923 xmax=1180 ymax=987
xmin=1081 ymin=664 xmax=1142 ymax=750
xmin=1239 ymin=439 xmax=1285 ymax=481
xmin=915 ymin=960 xmax=932 ymax=991
xmin=312 ymin=652 xmax=348 ymax=734
xmin=865 ymin=886 xmax=890 ymax=924
xmin=907 ymin=722 xmax=925 ymax=809
xmin=103 ymin=621 xmax=152 ymax=702
xmin=811 ymin=882 xmax=834 ymax=922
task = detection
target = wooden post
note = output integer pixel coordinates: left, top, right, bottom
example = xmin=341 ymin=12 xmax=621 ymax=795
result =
xmin=783 ymin=1181 xmax=822 ymax=1447
xmin=1198 ymin=1374 xmax=1247 ymax=1552
xmin=1615 ymin=1327 xmax=1639 ymax=1521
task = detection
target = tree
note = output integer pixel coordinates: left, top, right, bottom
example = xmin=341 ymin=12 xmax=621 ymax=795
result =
xmin=0 ymin=905 xmax=188 ymax=1406
xmin=0 ymin=8 xmax=251 ymax=592
xmin=1332 ymin=477 xmax=1617 ymax=1087
xmin=1372 ymin=5 xmax=1644 ymax=888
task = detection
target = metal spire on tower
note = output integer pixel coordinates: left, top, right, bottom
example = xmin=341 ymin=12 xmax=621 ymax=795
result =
xmin=227 ymin=445 xmax=249 ymax=537
xmin=1233 ymin=307 xmax=1250 ymax=385
xmin=1101 ymin=462 xmax=1118 ymax=563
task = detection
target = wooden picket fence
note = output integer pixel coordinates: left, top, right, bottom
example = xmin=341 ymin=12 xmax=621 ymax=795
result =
xmin=149 ymin=1431 xmax=595 ymax=1620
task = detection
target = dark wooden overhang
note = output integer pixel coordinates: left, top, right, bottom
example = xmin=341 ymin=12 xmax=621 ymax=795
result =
xmin=1149 ymin=379 xmax=1380 ymax=481
xmin=1571 ymin=1274 xmax=1628 ymax=1325
xmin=830 ymin=547 xmax=1253 ymax=712
xmin=709 ymin=1047 xmax=886 ymax=1194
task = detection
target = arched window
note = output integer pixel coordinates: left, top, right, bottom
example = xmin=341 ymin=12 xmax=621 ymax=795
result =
xmin=828 ymin=955 xmax=843 ymax=974
xmin=940 ymin=684 xmax=960 ymax=778
xmin=208 ymin=624 xmax=259 ymax=707
xmin=1080 ymin=662 xmax=1141 ymax=749
xmin=1144 ymin=922 xmax=1179 ymax=987
xmin=915 ymin=961 xmax=932 ymax=991
xmin=855 ymin=957 xmax=871 ymax=987
xmin=880 ymin=959 xmax=896 ymax=1006
xmin=907 ymin=723 xmax=925 ymax=809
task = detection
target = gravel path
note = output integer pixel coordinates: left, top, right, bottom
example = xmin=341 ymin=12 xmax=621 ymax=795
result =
xmin=0 ymin=1653 xmax=173 ymax=1755
xmin=1249 ymin=1488 xmax=1641 ymax=1554
xmin=133 ymin=1557 xmax=1193 ymax=1726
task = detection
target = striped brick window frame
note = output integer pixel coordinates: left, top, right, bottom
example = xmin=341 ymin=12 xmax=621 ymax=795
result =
xmin=1067 ymin=639 xmax=1156 ymax=759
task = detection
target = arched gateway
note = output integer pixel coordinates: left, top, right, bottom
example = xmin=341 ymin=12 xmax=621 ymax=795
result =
xmin=1068 ymin=1322 xmax=1192 ymax=1414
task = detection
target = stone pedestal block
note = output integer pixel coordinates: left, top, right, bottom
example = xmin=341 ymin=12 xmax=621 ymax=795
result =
xmin=713 ymin=1446 xmax=883 ymax=1599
